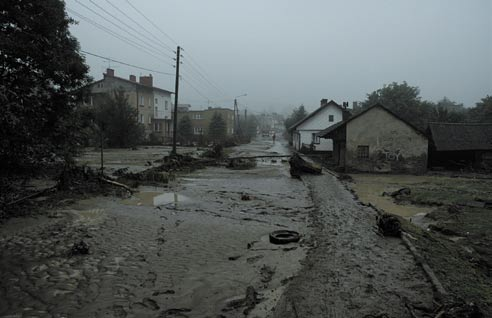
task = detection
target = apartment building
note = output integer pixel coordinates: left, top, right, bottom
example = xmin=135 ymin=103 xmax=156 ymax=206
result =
xmin=84 ymin=68 xmax=173 ymax=142
xmin=177 ymin=107 xmax=235 ymax=137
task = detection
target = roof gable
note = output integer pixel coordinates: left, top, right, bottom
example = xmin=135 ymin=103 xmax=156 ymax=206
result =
xmin=288 ymin=100 xmax=343 ymax=131
xmin=428 ymin=122 xmax=492 ymax=151
xmin=317 ymin=103 xmax=426 ymax=138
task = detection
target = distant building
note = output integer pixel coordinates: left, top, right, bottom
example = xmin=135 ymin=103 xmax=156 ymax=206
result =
xmin=318 ymin=103 xmax=428 ymax=173
xmin=428 ymin=122 xmax=492 ymax=169
xmin=288 ymin=99 xmax=350 ymax=152
xmin=83 ymin=68 xmax=173 ymax=142
xmin=177 ymin=107 xmax=235 ymax=137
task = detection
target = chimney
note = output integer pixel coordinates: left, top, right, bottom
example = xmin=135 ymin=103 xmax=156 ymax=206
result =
xmin=320 ymin=98 xmax=328 ymax=106
xmin=129 ymin=75 xmax=136 ymax=82
xmin=139 ymin=74 xmax=153 ymax=87
xmin=105 ymin=68 xmax=115 ymax=77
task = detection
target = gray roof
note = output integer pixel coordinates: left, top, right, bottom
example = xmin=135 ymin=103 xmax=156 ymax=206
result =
xmin=288 ymin=100 xmax=344 ymax=131
xmin=428 ymin=122 xmax=492 ymax=151
xmin=317 ymin=103 xmax=427 ymax=138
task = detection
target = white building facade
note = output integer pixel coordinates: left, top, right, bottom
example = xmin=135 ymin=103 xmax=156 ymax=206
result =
xmin=290 ymin=99 xmax=346 ymax=152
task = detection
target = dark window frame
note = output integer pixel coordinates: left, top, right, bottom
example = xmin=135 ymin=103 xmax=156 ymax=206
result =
xmin=357 ymin=145 xmax=369 ymax=159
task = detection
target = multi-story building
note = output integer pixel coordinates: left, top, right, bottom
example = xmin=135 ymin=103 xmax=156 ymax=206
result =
xmin=83 ymin=68 xmax=173 ymax=142
xmin=177 ymin=107 xmax=235 ymax=137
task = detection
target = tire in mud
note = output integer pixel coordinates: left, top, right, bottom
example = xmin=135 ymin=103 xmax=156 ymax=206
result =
xmin=269 ymin=230 xmax=300 ymax=245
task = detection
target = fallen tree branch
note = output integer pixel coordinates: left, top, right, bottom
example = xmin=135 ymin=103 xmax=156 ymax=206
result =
xmin=402 ymin=232 xmax=447 ymax=298
xmin=4 ymin=186 xmax=57 ymax=207
xmin=99 ymin=177 xmax=134 ymax=194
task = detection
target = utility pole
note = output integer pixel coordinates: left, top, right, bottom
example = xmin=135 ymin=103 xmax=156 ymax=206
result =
xmin=171 ymin=46 xmax=181 ymax=156
xmin=234 ymin=98 xmax=238 ymax=136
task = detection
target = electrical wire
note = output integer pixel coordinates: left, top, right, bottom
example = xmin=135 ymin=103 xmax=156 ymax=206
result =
xmin=125 ymin=0 xmax=178 ymax=46
xmin=104 ymin=0 xmax=175 ymax=53
xmin=74 ymin=0 xmax=172 ymax=60
xmin=80 ymin=50 xmax=175 ymax=76
xmin=87 ymin=0 xmax=174 ymax=56
xmin=67 ymin=8 xmax=173 ymax=67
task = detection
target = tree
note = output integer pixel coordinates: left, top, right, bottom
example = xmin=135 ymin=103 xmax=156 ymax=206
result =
xmin=468 ymin=95 xmax=492 ymax=123
xmin=0 ymin=0 xmax=90 ymax=174
xmin=361 ymin=82 xmax=431 ymax=129
xmin=93 ymin=90 xmax=144 ymax=147
xmin=208 ymin=112 xmax=227 ymax=143
xmin=436 ymin=97 xmax=465 ymax=113
xmin=284 ymin=105 xmax=308 ymax=130
xmin=177 ymin=115 xmax=193 ymax=145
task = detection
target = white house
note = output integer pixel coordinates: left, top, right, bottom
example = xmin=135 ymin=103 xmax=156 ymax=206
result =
xmin=289 ymin=99 xmax=348 ymax=152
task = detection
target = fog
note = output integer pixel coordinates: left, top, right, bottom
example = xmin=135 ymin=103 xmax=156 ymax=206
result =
xmin=67 ymin=0 xmax=492 ymax=113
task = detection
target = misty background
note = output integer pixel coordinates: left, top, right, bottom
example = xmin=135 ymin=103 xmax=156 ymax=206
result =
xmin=66 ymin=0 xmax=492 ymax=113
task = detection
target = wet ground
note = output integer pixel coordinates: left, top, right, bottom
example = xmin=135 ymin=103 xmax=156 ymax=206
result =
xmin=273 ymin=174 xmax=434 ymax=318
xmin=0 ymin=138 xmax=312 ymax=317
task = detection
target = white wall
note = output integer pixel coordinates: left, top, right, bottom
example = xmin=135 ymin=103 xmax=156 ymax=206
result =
xmin=293 ymin=104 xmax=343 ymax=151
xmin=154 ymin=90 xmax=172 ymax=120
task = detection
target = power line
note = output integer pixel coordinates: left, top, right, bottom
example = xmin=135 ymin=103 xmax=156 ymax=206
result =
xmin=67 ymin=8 xmax=173 ymax=67
xmin=74 ymin=0 xmax=172 ymax=60
xmin=87 ymin=0 xmax=174 ymax=56
xmin=182 ymin=50 xmax=228 ymax=98
xmin=104 ymin=0 xmax=175 ymax=53
xmin=80 ymin=50 xmax=175 ymax=76
xmin=181 ymin=77 xmax=216 ymax=105
xmin=125 ymin=0 xmax=178 ymax=46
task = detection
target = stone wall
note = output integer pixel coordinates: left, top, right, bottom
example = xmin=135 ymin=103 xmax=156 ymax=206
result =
xmin=345 ymin=107 xmax=428 ymax=174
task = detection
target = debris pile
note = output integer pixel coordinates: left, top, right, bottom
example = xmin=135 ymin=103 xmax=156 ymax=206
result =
xmin=227 ymin=158 xmax=256 ymax=170
xmin=376 ymin=214 xmax=401 ymax=237
xmin=289 ymin=153 xmax=322 ymax=178
xmin=201 ymin=144 xmax=223 ymax=159
xmin=382 ymin=187 xmax=411 ymax=198
xmin=222 ymin=286 xmax=260 ymax=315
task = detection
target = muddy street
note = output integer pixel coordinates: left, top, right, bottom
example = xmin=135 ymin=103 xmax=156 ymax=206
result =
xmin=0 ymin=138 xmax=313 ymax=318
xmin=0 ymin=137 xmax=437 ymax=318
xmin=274 ymin=173 xmax=434 ymax=318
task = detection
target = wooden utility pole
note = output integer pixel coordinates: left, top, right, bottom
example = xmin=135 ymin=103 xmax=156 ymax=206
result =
xmin=171 ymin=46 xmax=181 ymax=156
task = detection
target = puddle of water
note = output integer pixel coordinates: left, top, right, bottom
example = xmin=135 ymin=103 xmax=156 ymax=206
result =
xmin=122 ymin=191 xmax=190 ymax=207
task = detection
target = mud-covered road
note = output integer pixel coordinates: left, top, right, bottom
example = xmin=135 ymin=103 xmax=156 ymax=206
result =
xmin=0 ymin=137 xmax=434 ymax=318
xmin=0 ymin=138 xmax=312 ymax=317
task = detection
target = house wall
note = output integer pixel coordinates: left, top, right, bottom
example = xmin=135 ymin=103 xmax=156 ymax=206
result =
xmin=294 ymin=105 xmax=343 ymax=151
xmin=177 ymin=108 xmax=235 ymax=137
xmin=345 ymin=107 xmax=428 ymax=173
xmin=152 ymin=90 xmax=173 ymax=141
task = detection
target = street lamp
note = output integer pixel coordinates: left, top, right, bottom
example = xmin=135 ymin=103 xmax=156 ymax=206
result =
xmin=234 ymin=94 xmax=247 ymax=137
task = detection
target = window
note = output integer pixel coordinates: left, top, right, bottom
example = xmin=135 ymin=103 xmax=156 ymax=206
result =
xmin=154 ymin=122 xmax=161 ymax=132
xmin=155 ymin=107 xmax=158 ymax=116
xmin=194 ymin=127 xmax=203 ymax=135
xmin=139 ymin=96 xmax=145 ymax=106
xmin=329 ymin=115 xmax=334 ymax=122
xmin=165 ymin=101 xmax=168 ymax=110
xmin=312 ymin=133 xmax=320 ymax=144
xmin=148 ymin=115 xmax=152 ymax=124
xmin=357 ymin=145 xmax=369 ymax=159
xmin=155 ymin=98 xmax=158 ymax=104
xmin=139 ymin=114 xmax=144 ymax=123
xmin=193 ymin=114 xmax=203 ymax=120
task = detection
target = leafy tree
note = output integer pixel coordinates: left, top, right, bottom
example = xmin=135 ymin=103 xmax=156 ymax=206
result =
xmin=436 ymin=97 xmax=464 ymax=113
xmin=468 ymin=95 xmax=492 ymax=123
xmin=177 ymin=115 xmax=193 ymax=144
xmin=284 ymin=105 xmax=308 ymax=129
xmin=361 ymin=82 xmax=432 ymax=129
xmin=0 ymin=0 xmax=90 ymax=174
xmin=208 ymin=112 xmax=227 ymax=143
xmin=94 ymin=90 xmax=144 ymax=147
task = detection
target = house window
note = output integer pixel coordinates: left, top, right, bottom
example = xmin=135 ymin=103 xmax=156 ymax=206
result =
xmin=139 ymin=114 xmax=144 ymax=123
xmin=155 ymin=107 xmax=158 ymax=116
xmin=193 ymin=114 xmax=203 ymax=120
xmin=155 ymin=98 xmax=158 ymax=104
xmin=193 ymin=127 xmax=203 ymax=135
xmin=312 ymin=133 xmax=320 ymax=144
xmin=148 ymin=115 xmax=152 ymax=124
xmin=165 ymin=101 xmax=168 ymax=110
xmin=329 ymin=115 xmax=334 ymax=122
xmin=139 ymin=96 xmax=145 ymax=106
xmin=357 ymin=145 xmax=369 ymax=159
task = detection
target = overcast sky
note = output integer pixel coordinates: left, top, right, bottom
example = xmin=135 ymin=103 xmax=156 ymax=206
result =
xmin=66 ymin=0 xmax=492 ymax=114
